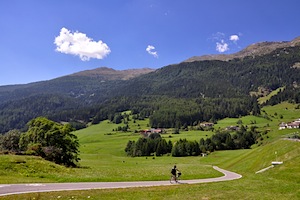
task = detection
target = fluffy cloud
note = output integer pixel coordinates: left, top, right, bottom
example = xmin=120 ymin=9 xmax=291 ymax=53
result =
xmin=146 ymin=45 xmax=158 ymax=58
xmin=54 ymin=27 xmax=111 ymax=61
xmin=216 ymin=40 xmax=229 ymax=53
xmin=230 ymin=35 xmax=239 ymax=42
xmin=211 ymin=32 xmax=241 ymax=53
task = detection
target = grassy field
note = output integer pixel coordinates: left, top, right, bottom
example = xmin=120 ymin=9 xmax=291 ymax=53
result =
xmin=0 ymin=102 xmax=300 ymax=199
xmin=0 ymin=119 xmax=219 ymax=183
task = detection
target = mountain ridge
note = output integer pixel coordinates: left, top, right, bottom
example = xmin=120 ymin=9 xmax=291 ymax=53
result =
xmin=1 ymin=36 xmax=300 ymax=88
xmin=184 ymin=36 xmax=300 ymax=62
xmin=68 ymin=67 xmax=155 ymax=80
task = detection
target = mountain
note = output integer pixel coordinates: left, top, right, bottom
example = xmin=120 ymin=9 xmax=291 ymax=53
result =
xmin=69 ymin=67 xmax=154 ymax=80
xmin=0 ymin=67 xmax=154 ymax=102
xmin=184 ymin=36 xmax=300 ymax=62
xmin=100 ymin=44 xmax=300 ymax=128
xmin=1 ymin=38 xmax=300 ymax=133
xmin=0 ymin=67 xmax=154 ymax=132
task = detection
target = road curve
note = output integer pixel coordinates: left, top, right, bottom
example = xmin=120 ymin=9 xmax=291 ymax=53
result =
xmin=0 ymin=166 xmax=242 ymax=197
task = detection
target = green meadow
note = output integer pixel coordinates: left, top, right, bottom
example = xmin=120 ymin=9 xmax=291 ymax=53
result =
xmin=1 ymin=102 xmax=300 ymax=199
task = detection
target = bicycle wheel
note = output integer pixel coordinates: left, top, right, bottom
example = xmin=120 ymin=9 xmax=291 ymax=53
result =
xmin=176 ymin=175 xmax=180 ymax=183
xmin=170 ymin=175 xmax=176 ymax=183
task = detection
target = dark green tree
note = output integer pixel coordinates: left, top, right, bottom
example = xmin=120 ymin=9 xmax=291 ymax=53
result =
xmin=19 ymin=117 xmax=80 ymax=167
xmin=225 ymin=134 xmax=235 ymax=150
xmin=156 ymin=139 xmax=168 ymax=156
xmin=0 ymin=129 xmax=22 ymax=152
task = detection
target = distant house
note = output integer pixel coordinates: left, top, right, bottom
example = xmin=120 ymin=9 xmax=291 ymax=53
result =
xmin=140 ymin=128 xmax=163 ymax=137
xmin=279 ymin=119 xmax=300 ymax=130
xmin=294 ymin=119 xmax=300 ymax=123
xmin=151 ymin=129 xmax=163 ymax=134
xmin=287 ymin=122 xmax=300 ymax=129
xmin=279 ymin=122 xmax=287 ymax=130
xmin=225 ymin=126 xmax=240 ymax=131
xmin=200 ymin=122 xmax=214 ymax=127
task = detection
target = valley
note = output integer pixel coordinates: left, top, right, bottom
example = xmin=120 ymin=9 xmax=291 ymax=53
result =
xmin=0 ymin=37 xmax=300 ymax=199
xmin=0 ymin=102 xmax=299 ymax=199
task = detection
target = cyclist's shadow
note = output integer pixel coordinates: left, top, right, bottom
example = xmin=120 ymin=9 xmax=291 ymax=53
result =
xmin=176 ymin=181 xmax=187 ymax=184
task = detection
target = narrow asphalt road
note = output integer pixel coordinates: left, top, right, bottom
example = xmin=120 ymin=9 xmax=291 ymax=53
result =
xmin=0 ymin=166 xmax=242 ymax=197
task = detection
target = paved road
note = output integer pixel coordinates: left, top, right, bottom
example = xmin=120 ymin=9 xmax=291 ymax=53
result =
xmin=0 ymin=166 xmax=242 ymax=197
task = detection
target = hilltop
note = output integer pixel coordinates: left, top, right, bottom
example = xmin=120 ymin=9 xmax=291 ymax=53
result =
xmin=69 ymin=67 xmax=155 ymax=80
xmin=0 ymin=67 xmax=155 ymax=132
xmin=185 ymin=36 xmax=300 ymax=62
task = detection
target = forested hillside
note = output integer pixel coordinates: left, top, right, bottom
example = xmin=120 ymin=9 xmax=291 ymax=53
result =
xmin=91 ymin=45 xmax=300 ymax=128
xmin=0 ymin=69 xmax=152 ymax=132
xmin=1 ymin=43 xmax=300 ymax=133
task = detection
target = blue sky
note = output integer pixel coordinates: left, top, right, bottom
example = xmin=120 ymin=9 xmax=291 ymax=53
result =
xmin=1 ymin=0 xmax=300 ymax=86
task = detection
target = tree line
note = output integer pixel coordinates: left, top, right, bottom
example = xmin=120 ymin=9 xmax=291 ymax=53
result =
xmin=125 ymin=125 xmax=262 ymax=157
xmin=125 ymin=133 xmax=173 ymax=157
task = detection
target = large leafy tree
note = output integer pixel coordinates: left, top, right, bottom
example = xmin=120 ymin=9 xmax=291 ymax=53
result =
xmin=19 ymin=117 xmax=80 ymax=167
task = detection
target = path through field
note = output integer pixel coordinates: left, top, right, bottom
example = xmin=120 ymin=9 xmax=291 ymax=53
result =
xmin=0 ymin=166 xmax=242 ymax=197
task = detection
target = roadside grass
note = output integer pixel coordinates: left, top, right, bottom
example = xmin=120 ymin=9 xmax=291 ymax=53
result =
xmin=0 ymin=153 xmax=222 ymax=183
xmin=0 ymin=155 xmax=72 ymax=183
xmin=5 ymin=177 xmax=299 ymax=200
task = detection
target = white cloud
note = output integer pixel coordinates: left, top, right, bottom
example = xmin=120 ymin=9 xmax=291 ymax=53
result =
xmin=216 ymin=40 xmax=229 ymax=53
xmin=146 ymin=45 xmax=158 ymax=58
xmin=54 ymin=27 xmax=111 ymax=61
xmin=230 ymin=35 xmax=239 ymax=42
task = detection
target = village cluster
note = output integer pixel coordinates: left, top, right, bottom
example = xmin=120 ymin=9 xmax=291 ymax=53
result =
xmin=279 ymin=119 xmax=300 ymax=130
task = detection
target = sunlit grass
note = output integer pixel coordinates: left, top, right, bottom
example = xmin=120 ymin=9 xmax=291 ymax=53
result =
xmin=0 ymin=117 xmax=222 ymax=183
xmin=0 ymin=102 xmax=299 ymax=199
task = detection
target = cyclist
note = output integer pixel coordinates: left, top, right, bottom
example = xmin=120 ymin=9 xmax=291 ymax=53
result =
xmin=171 ymin=165 xmax=181 ymax=183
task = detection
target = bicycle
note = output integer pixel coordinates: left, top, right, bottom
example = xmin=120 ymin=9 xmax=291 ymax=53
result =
xmin=170 ymin=171 xmax=181 ymax=183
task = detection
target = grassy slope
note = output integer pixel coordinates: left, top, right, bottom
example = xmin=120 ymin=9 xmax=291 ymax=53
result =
xmin=1 ymin=102 xmax=300 ymax=199
xmin=0 ymin=119 xmax=219 ymax=183
xmin=0 ymin=155 xmax=73 ymax=183
xmin=258 ymin=86 xmax=285 ymax=105
xmin=73 ymin=119 xmax=220 ymax=182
